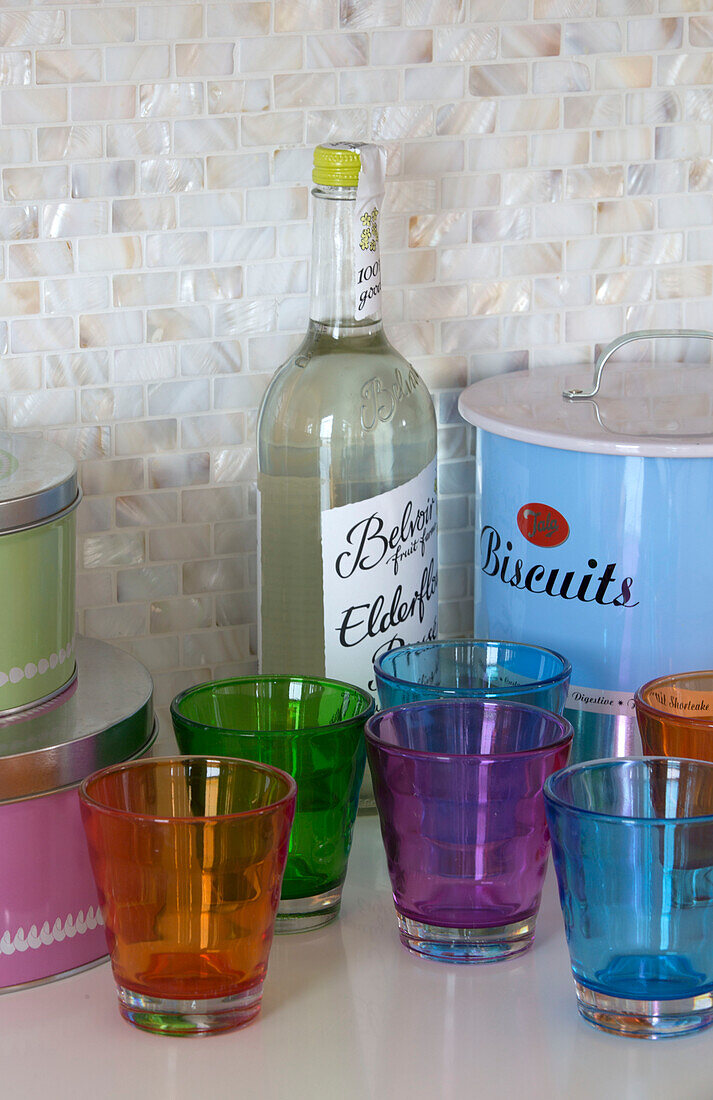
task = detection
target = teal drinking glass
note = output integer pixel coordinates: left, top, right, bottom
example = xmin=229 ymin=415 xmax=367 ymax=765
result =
xmin=171 ymin=676 xmax=374 ymax=932
xmin=545 ymin=757 xmax=713 ymax=1039
xmin=374 ymin=640 xmax=571 ymax=714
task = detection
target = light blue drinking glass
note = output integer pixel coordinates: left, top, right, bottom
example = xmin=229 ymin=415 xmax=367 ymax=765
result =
xmin=374 ymin=640 xmax=571 ymax=715
xmin=545 ymin=757 xmax=713 ymax=1039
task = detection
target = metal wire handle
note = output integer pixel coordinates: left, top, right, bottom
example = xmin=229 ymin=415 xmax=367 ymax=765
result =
xmin=562 ymin=329 xmax=713 ymax=400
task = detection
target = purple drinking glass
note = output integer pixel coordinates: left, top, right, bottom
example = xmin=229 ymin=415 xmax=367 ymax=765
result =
xmin=365 ymin=699 xmax=573 ymax=963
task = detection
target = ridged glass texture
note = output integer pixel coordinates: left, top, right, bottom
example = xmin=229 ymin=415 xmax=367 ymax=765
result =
xmin=636 ymin=671 xmax=713 ymax=762
xmin=171 ymin=676 xmax=374 ymax=928
xmin=79 ymin=756 xmax=295 ymax=1036
xmin=366 ymin=699 xmax=572 ymax=960
xmin=374 ymin=638 xmax=571 ymax=711
xmin=545 ymin=757 xmax=713 ymax=1038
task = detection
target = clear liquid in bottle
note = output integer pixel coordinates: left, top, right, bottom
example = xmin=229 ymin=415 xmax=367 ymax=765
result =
xmin=257 ymin=143 xmax=438 ymax=808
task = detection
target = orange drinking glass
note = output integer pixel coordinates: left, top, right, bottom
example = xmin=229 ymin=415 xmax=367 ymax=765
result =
xmin=79 ymin=756 xmax=296 ymax=1037
xmin=636 ymin=671 xmax=713 ymax=762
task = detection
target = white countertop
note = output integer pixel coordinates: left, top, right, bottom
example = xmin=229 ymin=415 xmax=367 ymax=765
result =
xmin=2 ymin=814 xmax=712 ymax=1100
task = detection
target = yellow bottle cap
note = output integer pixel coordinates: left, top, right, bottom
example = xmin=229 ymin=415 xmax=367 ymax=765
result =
xmin=312 ymin=142 xmax=363 ymax=187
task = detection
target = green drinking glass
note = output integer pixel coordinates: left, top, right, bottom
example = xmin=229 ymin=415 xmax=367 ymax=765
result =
xmin=171 ymin=675 xmax=374 ymax=932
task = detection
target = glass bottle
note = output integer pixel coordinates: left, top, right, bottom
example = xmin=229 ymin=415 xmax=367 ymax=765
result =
xmin=257 ymin=142 xmax=438 ymax=802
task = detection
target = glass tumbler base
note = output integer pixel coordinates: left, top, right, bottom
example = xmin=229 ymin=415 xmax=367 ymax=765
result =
xmin=397 ymin=913 xmax=536 ymax=963
xmin=117 ymin=983 xmax=263 ymax=1036
xmin=275 ymin=886 xmax=342 ymax=933
xmin=575 ymin=980 xmax=713 ymax=1039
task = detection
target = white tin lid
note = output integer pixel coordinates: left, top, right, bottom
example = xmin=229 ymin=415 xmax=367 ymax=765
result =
xmin=459 ymin=330 xmax=713 ymax=459
xmin=0 ymin=431 xmax=78 ymax=533
xmin=0 ymin=638 xmax=154 ymax=801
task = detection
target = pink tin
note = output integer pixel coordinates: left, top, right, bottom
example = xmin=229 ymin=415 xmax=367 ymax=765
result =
xmin=0 ymin=637 xmax=155 ymax=993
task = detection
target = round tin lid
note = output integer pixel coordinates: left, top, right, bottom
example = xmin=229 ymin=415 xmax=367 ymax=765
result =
xmin=0 ymin=431 xmax=78 ymax=533
xmin=0 ymin=637 xmax=154 ymax=801
xmin=459 ymin=330 xmax=713 ymax=459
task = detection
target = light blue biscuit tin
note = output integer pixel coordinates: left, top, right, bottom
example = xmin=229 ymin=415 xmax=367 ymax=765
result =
xmin=458 ymin=330 xmax=713 ymax=762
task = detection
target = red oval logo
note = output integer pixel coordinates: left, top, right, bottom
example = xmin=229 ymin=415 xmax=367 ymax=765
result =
xmin=517 ymin=503 xmax=569 ymax=548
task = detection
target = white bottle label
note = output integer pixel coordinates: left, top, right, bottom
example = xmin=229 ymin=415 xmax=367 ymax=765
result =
xmin=321 ymin=459 xmax=438 ymax=694
xmin=353 ymin=145 xmax=386 ymax=322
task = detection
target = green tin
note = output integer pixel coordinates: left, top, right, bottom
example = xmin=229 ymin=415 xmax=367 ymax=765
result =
xmin=0 ymin=432 xmax=80 ymax=716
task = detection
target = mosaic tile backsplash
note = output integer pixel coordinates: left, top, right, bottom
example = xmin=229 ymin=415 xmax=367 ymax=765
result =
xmin=0 ymin=0 xmax=711 ymax=730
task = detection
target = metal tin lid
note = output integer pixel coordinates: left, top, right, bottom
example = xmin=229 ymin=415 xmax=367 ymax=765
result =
xmin=459 ymin=329 xmax=713 ymax=459
xmin=0 ymin=637 xmax=154 ymax=801
xmin=0 ymin=431 xmax=78 ymax=533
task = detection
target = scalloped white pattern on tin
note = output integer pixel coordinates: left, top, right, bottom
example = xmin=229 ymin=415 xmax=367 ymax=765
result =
xmin=0 ymin=637 xmax=74 ymax=690
xmin=0 ymin=906 xmax=105 ymax=956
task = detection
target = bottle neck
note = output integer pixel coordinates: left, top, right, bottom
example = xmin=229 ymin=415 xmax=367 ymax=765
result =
xmin=308 ymin=185 xmax=382 ymax=337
